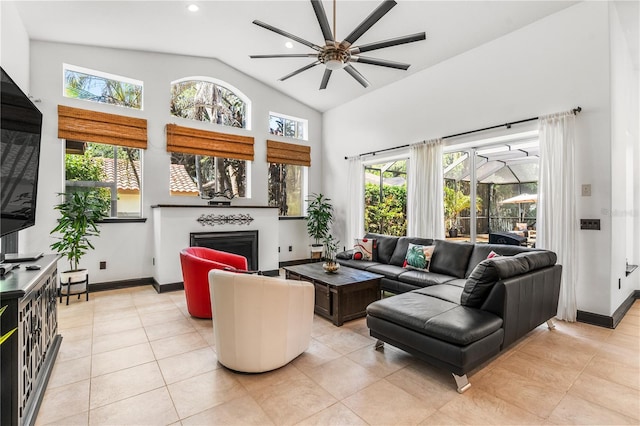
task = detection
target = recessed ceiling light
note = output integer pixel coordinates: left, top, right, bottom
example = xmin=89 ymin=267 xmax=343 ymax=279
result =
xmin=285 ymin=42 xmax=293 ymax=49
xmin=188 ymin=4 xmax=199 ymax=12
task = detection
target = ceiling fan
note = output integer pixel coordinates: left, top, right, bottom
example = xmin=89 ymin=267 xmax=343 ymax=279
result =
xmin=250 ymin=0 xmax=426 ymax=90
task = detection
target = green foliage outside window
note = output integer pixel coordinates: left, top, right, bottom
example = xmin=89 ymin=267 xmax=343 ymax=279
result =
xmin=365 ymin=183 xmax=407 ymax=236
xmin=64 ymin=68 xmax=142 ymax=109
xmin=171 ymin=80 xmax=246 ymax=129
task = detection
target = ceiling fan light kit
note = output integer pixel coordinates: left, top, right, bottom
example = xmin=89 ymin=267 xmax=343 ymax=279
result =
xmin=250 ymin=0 xmax=426 ymax=90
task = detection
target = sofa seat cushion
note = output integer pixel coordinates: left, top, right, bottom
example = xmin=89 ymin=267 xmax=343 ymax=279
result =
xmin=397 ymin=270 xmax=456 ymax=287
xmin=429 ymin=240 xmax=475 ymax=278
xmin=444 ymin=278 xmax=467 ymax=288
xmin=365 ymin=264 xmax=407 ymax=280
xmin=413 ymin=284 xmax=464 ymax=304
xmin=367 ymin=292 xmax=503 ymax=346
xmin=337 ymin=258 xmax=382 ymax=271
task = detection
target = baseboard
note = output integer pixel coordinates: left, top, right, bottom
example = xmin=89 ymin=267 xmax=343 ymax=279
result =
xmin=151 ymin=269 xmax=280 ymax=293
xmin=153 ymin=280 xmax=184 ymax=293
xmin=577 ymin=290 xmax=640 ymax=329
xmin=261 ymin=269 xmax=280 ymax=277
xmin=89 ymin=277 xmax=154 ymax=292
xmin=279 ymin=259 xmax=317 ymax=267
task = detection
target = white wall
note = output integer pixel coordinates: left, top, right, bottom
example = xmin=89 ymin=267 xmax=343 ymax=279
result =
xmin=17 ymin=40 xmax=321 ymax=285
xmin=323 ymin=1 xmax=631 ymax=317
xmin=610 ymin=2 xmax=640 ymax=312
xmin=0 ymin=1 xmax=30 ymax=90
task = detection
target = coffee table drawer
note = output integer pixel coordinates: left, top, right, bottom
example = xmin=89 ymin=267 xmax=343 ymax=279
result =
xmin=314 ymin=282 xmax=331 ymax=317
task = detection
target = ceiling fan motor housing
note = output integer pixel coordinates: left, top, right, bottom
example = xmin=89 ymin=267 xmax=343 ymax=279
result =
xmin=319 ymin=47 xmax=350 ymax=69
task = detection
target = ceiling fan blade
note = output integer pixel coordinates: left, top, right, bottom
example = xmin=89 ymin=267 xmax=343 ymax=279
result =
xmin=343 ymin=64 xmax=370 ymax=88
xmin=311 ymin=0 xmax=334 ymax=43
xmin=340 ymin=0 xmax=397 ymax=49
xmin=250 ymin=54 xmax=318 ymax=59
xmin=279 ymin=61 xmax=321 ymax=81
xmin=351 ymin=56 xmax=410 ymax=70
xmin=319 ymin=68 xmax=332 ymax=90
xmin=253 ymin=20 xmax=322 ymax=51
xmin=351 ymin=32 xmax=426 ymax=54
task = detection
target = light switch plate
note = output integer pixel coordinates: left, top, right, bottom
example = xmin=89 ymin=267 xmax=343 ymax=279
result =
xmin=582 ymin=184 xmax=591 ymax=196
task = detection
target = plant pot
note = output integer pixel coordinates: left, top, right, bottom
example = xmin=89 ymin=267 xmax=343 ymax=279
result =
xmin=310 ymin=244 xmax=324 ymax=260
xmin=448 ymin=228 xmax=458 ymax=238
xmin=60 ymin=269 xmax=88 ymax=295
xmin=322 ymin=261 xmax=340 ymax=273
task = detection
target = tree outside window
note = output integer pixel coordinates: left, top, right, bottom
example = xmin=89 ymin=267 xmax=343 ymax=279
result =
xmin=364 ymin=160 xmax=407 ymax=236
xmin=170 ymin=153 xmax=247 ymax=199
xmin=268 ymin=163 xmax=304 ymax=216
xmin=63 ymin=64 xmax=142 ymax=110
xmin=171 ymin=80 xmax=247 ymax=129
xmin=64 ymin=142 xmax=142 ymax=218
xmin=269 ymin=114 xmax=307 ymax=140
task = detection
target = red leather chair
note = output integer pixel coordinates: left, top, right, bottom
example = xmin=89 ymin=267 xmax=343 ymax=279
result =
xmin=179 ymin=247 xmax=248 ymax=318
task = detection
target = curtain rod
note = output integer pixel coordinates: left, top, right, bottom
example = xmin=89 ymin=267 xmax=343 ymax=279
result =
xmin=344 ymin=106 xmax=582 ymax=160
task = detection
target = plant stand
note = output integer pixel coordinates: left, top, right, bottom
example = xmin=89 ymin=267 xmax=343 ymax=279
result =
xmin=59 ymin=274 xmax=89 ymax=305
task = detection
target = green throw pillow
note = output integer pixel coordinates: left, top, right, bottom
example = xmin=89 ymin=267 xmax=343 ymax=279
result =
xmin=403 ymin=243 xmax=432 ymax=270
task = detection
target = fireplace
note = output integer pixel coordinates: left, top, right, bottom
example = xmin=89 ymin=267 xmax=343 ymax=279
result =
xmin=190 ymin=230 xmax=259 ymax=271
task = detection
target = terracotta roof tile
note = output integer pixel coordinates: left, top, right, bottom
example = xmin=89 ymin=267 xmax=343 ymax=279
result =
xmin=99 ymin=158 xmax=198 ymax=194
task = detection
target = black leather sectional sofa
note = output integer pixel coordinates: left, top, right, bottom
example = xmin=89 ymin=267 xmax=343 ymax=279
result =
xmin=336 ymin=233 xmax=562 ymax=392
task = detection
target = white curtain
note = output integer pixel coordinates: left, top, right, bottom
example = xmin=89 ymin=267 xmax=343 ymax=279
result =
xmin=537 ymin=112 xmax=577 ymax=321
xmin=407 ymin=139 xmax=445 ymax=239
xmin=346 ymin=156 xmax=364 ymax=245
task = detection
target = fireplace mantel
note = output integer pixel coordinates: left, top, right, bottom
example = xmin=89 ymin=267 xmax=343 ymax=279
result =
xmin=151 ymin=205 xmax=279 ymax=292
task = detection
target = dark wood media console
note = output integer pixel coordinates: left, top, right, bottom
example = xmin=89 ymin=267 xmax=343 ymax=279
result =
xmin=1 ymin=255 xmax=61 ymax=426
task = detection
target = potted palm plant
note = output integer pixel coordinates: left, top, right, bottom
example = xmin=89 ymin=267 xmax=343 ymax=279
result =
xmin=50 ymin=191 xmax=109 ymax=294
xmin=305 ymin=193 xmax=334 ymax=259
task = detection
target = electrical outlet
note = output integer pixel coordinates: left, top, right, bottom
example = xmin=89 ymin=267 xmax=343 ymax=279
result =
xmin=288 ymin=246 xmax=292 ymax=252
xmin=99 ymin=261 xmax=106 ymax=270
xmin=581 ymin=184 xmax=591 ymax=196
xmin=580 ymin=219 xmax=600 ymax=230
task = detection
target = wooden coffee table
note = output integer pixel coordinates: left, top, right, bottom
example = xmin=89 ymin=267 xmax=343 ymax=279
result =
xmin=284 ymin=263 xmax=383 ymax=326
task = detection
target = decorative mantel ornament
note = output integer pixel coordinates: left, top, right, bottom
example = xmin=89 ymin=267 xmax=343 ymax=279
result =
xmin=197 ymin=213 xmax=254 ymax=227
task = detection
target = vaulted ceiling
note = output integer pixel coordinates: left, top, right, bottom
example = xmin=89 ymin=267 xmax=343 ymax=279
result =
xmin=11 ymin=1 xmax=590 ymax=112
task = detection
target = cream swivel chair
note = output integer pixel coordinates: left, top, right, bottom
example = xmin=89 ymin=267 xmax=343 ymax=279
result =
xmin=208 ymin=269 xmax=315 ymax=373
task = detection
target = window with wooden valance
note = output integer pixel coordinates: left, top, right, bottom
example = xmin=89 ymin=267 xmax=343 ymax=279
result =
xmin=57 ymin=105 xmax=148 ymax=149
xmin=266 ymin=140 xmax=311 ymax=167
xmin=165 ymin=123 xmax=254 ymax=161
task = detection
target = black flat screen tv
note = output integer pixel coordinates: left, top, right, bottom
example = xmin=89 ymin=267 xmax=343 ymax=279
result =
xmin=0 ymin=67 xmax=43 ymax=238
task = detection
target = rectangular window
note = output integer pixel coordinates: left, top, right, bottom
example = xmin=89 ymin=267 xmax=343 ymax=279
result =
xmin=170 ymin=153 xmax=248 ymax=199
xmin=268 ymin=163 xmax=305 ymax=216
xmin=63 ymin=64 xmax=143 ymax=110
xmin=64 ymin=142 xmax=142 ymax=218
xmin=269 ymin=113 xmax=307 ymax=141
xmin=364 ymin=159 xmax=407 ymax=236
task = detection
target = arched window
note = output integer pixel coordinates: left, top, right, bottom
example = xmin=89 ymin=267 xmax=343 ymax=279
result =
xmin=170 ymin=77 xmax=250 ymax=129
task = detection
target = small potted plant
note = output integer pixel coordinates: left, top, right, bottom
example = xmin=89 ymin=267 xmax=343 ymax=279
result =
xmin=50 ymin=191 xmax=109 ymax=294
xmin=322 ymin=234 xmax=340 ymax=273
xmin=305 ymin=193 xmax=334 ymax=259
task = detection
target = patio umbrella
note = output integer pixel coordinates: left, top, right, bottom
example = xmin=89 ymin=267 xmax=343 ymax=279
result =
xmin=499 ymin=193 xmax=537 ymax=222
xmin=499 ymin=193 xmax=538 ymax=204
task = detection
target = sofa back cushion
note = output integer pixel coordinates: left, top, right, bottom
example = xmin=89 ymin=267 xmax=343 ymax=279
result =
xmin=429 ymin=239 xmax=474 ymax=278
xmin=461 ymin=255 xmax=530 ymax=307
xmin=365 ymin=233 xmax=399 ymax=264
xmin=389 ymin=236 xmax=434 ymax=266
xmin=464 ymin=244 xmax=534 ymax=278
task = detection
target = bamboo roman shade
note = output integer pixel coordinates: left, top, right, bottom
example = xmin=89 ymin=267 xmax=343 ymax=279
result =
xmin=266 ymin=140 xmax=311 ymax=167
xmin=166 ymin=123 xmax=254 ymax=161
xmin=58 ymin=105 xmax=148 ymax=149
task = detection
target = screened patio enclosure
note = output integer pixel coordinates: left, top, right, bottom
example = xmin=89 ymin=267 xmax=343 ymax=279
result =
xmin=444 ymin=138 xmax=539 ymax=242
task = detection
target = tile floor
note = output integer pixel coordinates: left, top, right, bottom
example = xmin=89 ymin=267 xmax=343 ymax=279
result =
xmin=36 ymin=285 xmax=639 ymax=425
